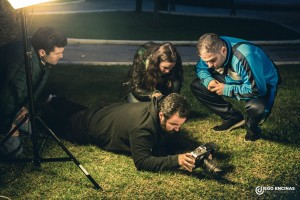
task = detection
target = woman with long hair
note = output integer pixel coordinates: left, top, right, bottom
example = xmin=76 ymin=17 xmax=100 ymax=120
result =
xmin=127 ymin=42 xmax=183 ymax=102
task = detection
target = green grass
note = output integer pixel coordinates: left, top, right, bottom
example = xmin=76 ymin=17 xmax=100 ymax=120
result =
xmin=29 ymin=12 xmax=300 ymax=41
xmin=1 ymin=64 xmax=299 ymax=199
xmin=2 ymin=9 xmax=300 ymax=199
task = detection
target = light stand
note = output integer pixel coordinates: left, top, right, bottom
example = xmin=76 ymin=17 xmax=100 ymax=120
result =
xmin=0 ymin=0 xmax=101 ymax=190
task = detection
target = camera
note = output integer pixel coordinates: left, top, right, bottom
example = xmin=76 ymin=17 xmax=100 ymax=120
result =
xmin=191 ymin=142 xmax=223 ymax=176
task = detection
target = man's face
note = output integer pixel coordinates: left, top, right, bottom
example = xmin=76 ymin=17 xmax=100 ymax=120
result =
xmin=159 ymin=111 xmax=186 ymax=134
xmin=200 ymin=46 xmax=227 ymax=69
xmin=39 ymin=46 xmax=65 ymax=65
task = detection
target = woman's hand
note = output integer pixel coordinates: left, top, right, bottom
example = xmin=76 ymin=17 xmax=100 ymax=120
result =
xmin=151 ymin=91 xmax=162 ymax=98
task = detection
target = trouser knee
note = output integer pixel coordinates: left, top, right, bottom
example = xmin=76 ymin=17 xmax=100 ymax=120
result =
xmin=190 ymin=78 xmax=208 ymax=97
xmin=245 ymin=99 xmax=265 ymax=119
xmin=245 ymin=99 xmax=266 ymax=129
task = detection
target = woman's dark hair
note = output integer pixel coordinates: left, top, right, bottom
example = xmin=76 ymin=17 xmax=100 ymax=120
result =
xmin=158 ymin=93 xmax=190 ymax=120
xmin=131 ymin=42 xmax=183 ymax=91
xmin=31 ymin=26 xmax=67 ymax=54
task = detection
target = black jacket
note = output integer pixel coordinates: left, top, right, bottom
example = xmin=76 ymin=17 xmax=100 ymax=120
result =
xmin=70 ymin=98 xmax=180 ymax=172
xmin=0 ymin=41 xmax=50 ymax=134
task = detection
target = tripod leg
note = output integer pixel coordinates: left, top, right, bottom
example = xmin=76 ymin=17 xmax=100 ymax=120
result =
xmin=36 ymin=115 xmax=102 ymax=190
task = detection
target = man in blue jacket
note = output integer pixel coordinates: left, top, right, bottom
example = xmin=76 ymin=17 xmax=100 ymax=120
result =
xmin=190 ymin=33 xmax=280 ymax=141
xmin=0 ymin=27 xmax=67 ymax=157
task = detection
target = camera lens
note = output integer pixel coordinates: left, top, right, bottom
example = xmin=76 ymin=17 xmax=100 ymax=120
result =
xmin=203 ymin=159 xmax=223 ymax=176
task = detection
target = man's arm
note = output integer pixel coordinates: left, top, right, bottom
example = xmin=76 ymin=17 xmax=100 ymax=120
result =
xmin=130 ymin=131 xmax=195 ymax=172
xmin=195 ymin=60 xmax=215 ymax=88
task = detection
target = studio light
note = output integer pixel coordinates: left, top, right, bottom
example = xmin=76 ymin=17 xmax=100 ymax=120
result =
xmin=7 ymin=0 xmax=53 ymax=9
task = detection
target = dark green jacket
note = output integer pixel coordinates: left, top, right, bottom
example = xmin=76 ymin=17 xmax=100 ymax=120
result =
xmin=81 ymin=98 xmax=180 ymax=172
xmin=0 ymin=40 xmax=50 ymax=134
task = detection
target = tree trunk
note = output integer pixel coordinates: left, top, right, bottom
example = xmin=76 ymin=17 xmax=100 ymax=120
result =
xmin=136 ymin=0 xmax=142 ymax=13
xmin=153 ymin=0 xmax=160 ymax=27
xmin=0 ymin=0 xmax=21 ymax=46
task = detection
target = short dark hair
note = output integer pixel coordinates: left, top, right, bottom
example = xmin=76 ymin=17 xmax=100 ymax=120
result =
xmin=31 ymin=26 xmax=67 ymax=54
xmin=197 ymin=33 xmax=224 ymax=56
xmin=158 ymin=93 xmax=190 ymax=119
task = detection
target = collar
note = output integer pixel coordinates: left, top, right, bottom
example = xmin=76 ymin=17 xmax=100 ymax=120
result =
xmin=38 ymin=55 xmax=51 ymax=69
xmin=148 ymin=96 xmax=164 ymax=136
xmin=222 ymin=38 xmax=233 ymax=69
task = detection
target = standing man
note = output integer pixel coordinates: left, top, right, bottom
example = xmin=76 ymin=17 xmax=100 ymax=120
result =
xmin=44 ymin=93 xmax=196 ymax=172
xmin=0 ymin=26 xmax=67 ymax=157
xmin=190 ymin=33 xmax=280 ymax=141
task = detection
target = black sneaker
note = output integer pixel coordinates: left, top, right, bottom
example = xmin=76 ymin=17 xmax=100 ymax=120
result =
xmin=213 ymin=118 xmax=245 ymax=131
xmin=244 ymin=126 xmax=262 ymax=142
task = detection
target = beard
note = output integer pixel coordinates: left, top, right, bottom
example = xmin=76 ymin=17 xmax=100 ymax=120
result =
xmin=160 ymin=118 xmax=175 ymax=134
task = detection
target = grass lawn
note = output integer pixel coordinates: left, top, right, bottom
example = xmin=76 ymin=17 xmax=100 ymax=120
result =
xmin=29 ymin=12 xmax=300 ymax=41
xmin=1 ymin=64 xmax=299 ymax=199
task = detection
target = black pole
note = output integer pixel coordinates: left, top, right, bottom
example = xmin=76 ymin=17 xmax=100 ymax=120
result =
xmin=0 ymin=114 xmax=28 ymax=147
xmin=36 ymin=115 xmax=101 ymax=190
xmin=19 ymin=8 xmax=41 ymax=167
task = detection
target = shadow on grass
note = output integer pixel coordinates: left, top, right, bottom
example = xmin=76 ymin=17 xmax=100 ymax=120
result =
xmin=260 ymin=129 xmax=300 ymax=145
xmin=158 ymin=129 xmax=239 ymax=185
xmin=157 ymin=129 xmax=202 ymax=156
xmin=189 ymin=110 xmax=210 ymax=120
xmin=175 ymin=165 xmax=239 ymax=186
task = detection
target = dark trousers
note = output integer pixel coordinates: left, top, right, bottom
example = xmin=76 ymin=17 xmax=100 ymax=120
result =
xmin=190 ymin=75 xmax=267 ymax=130
xmin=41 ymin=97 xmax=91 ymax=144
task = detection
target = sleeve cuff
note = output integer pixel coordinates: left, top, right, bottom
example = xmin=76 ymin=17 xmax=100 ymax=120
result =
xmin=203 ymin=77 xmax=215 ymax=88
xmin=223 ymin=84 xmax=231 ymax=97
xmin=171 ymin=155 xmax=180 ymax=169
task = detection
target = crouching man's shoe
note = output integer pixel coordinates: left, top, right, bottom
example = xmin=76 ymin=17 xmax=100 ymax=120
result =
xmin=244 ymin=126 xmax=262 ymax=142
xmin=0 ymin=135 xmax=23 ymax=157
xmin=213 ymin=117 xmax=245 ymax=131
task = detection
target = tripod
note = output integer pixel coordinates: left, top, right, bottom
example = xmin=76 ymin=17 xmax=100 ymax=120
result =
xmin=0 ymin=9 xmax=101 ymax=190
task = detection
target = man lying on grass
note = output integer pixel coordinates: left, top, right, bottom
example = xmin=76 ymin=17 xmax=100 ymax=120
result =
xmin=43 ymin=93 xmax=196 ymax=172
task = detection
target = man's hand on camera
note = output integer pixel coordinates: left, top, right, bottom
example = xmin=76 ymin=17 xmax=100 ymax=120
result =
xmin=178 ymin=153 xmax=196 ymax=172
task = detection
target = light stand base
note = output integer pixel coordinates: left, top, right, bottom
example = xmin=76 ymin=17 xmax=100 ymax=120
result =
xmin=0 ymin=113 xmax=101 ymax=190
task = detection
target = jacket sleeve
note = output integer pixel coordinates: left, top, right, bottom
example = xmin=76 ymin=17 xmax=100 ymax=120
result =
xmin=129 ymin=129 xmax=180 ymax=172
xmin=130 ymin=60 xmax=153 ymax=101
xmin=223 ymin=54 xmax=265 ymax=100
xmin=129 ymin=45 xmax=154 ymax=101
xmin=195 ymin=60 xmax=214 ymax=88
xmin=0 ymin=43 xmax=27 ymax=133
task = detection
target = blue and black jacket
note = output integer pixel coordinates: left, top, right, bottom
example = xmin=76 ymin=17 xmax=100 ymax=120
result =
xmin=195 ymin=36 xmax=280 ymax=112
